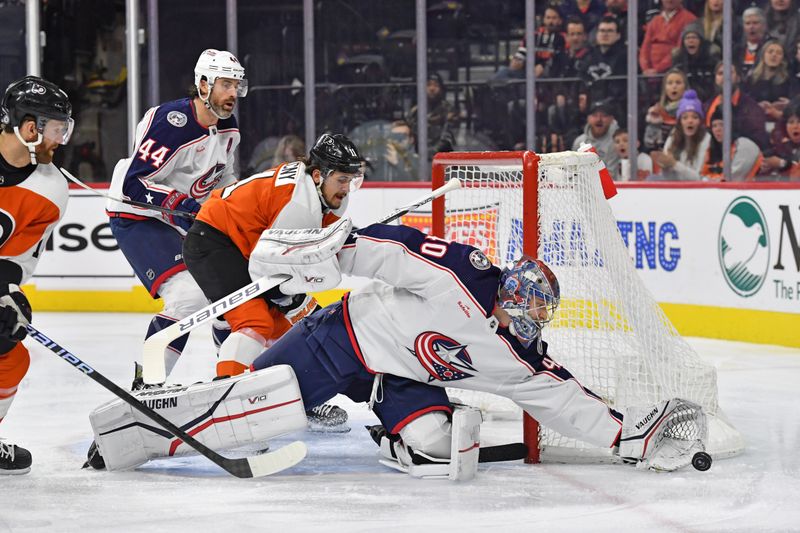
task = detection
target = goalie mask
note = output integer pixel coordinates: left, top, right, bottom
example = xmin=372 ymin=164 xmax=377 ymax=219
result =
xmin=309 ymin=133 xmax=365 ymax=194
xmin=497 ymin=256 xmax=560 ymax=347
xmin=1 ymin=76 xmax=74 ymax=164
xmin=194 ymin=49 xmax=247 ymax=119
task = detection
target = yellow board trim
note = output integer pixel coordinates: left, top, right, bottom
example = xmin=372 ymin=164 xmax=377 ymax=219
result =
xmin=660 ymin=303 xmax=800 ymax=347
xmin=21 ymin=285 xmax=350 ymax=314
xmin=21 ymin=286 xmax=800 ymax=348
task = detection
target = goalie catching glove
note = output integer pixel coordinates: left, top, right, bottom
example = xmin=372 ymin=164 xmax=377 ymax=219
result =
xmin=248 ymin=217 xmax=352 ymax=296
xmin=617 ymin=398 xmax=708 ymax=472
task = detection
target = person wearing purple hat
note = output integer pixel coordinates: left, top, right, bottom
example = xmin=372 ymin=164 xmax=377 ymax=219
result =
xmin=650 ymin=89 xmax=711 ymax=180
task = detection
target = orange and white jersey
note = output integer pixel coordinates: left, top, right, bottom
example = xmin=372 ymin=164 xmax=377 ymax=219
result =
xmin=0 ymin=160 xmax=68 ymax=284
xmin=196 ymin=160 xmax=347 ymax=257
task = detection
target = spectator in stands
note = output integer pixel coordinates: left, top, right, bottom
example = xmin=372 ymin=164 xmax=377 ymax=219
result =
xmin=644 ymin=68 xmax=689 ymax=152
xmin=548 ymin=87 xmax=590 ymax=153
xmin=766 ymin=0 xmax=800 ymax=50
xmin=579 ymin=15 xmax=628 ymax=108
xmin=705 ymin=61 xmax=770 ymax=147
xmin=560 ymin=16 xmax=592 ymax=78
xmin=651 ymin=89 xmax=711 ymax=180
xmin=572 ymin=99 xmax=621 ymax=180
xmin=639 ymin=0 xmax=698 ymax=76
xmin=560 ymin=0 xmax=608 ymax=34
xmin=371 ymin=120 xmax=420 ymax=181
xmin=272 ymin=134 xmax=305 ymax=167
xmin=491 ymin=5 xmax=568 ymax=87
xmin=761 ymin=100 xmax=800 ymax=179
xmin=744 ymin=39 xmax=792 ymax=122
xmin=613 ymin=128 xmax=654 ymax=181
xmin=701 ymin=107 xmax=764 ymax=181
xmin=547 ymin=17 xmax=591 ymax=151
xmin=494 ymin=6 xmax=566 ymax=82
xmin=533 ymin=6 xmax=568 ymax=79
xmin=789 ymin=37 xmax=800 ymax=92
xmin=407 ymin=72 xmax=456 ymax=161
xmin=734 ymin=7 xmax=769 ymax=79
xmin=671 ymin=22 xmax=720 ymax=101
xmin=697 ymin=0 xmax=724 ymax=50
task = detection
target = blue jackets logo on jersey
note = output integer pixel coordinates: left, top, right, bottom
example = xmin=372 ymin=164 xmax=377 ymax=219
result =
xmin=410 ymin=332 xmax=475 ymax=382
xmin=190 ymin=163 xmax=226 ymax=198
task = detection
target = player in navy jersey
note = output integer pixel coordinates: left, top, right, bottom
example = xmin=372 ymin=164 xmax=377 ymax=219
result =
xmin=250 ymin=223 xmax=707 ymax=475
xmin=106 ymin=49 xmax=246 ymax=388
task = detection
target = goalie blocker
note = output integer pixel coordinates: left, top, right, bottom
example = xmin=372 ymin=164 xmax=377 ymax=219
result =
xmin=89 ymin=365 xmax=307 ymax=471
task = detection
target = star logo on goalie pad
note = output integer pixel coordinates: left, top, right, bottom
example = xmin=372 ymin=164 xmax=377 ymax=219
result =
xmin=408 ymin=332 xmax=475 ymax=383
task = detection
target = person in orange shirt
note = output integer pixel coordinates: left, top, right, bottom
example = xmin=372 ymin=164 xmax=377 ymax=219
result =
xmin=182 ymin=133 xmax=363 ymax=429
xmin=0 ymin=76 xmax=74 ymax=474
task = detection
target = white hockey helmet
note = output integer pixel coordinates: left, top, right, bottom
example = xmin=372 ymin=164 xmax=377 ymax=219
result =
xmin=194 ymin=49 xmax=248 ymax=97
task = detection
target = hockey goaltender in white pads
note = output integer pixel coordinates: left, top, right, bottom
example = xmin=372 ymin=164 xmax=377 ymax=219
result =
xmin=89 ymin=365 xmax=307 ymax=471
xmin=618 ymin=398 xmax=709 ymax=472
xmin=248 ymin=217 xmax=352 ymax=296
xmin=377 ymin=405 xmax=483 ymax=481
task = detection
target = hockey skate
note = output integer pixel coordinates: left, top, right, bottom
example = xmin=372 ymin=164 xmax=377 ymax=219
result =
xmin=131 ymin=362 xmax=164 ymax=391
xmin=83 ymin=440 xmax=105 ymax=470
xmin=0 ymin=439 xmax=32 ymax=475
xmin=306 ymin=403 xmax=350 ymax=433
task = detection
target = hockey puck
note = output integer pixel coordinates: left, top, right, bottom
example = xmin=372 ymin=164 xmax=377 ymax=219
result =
xmin=692 ymin=451 xmax=712 ymax=471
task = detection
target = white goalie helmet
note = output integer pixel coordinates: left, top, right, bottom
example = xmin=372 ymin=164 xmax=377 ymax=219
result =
xmin=194 ymin=49 xmax=248 ymax=97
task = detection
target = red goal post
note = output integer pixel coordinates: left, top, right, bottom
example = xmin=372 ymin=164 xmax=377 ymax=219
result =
xmin=431 ymin=150 xmax=542 ymax=463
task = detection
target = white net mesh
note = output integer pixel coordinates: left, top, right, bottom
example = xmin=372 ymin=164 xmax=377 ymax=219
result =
xmin=437 ymin=151 xmax=744 ymax=459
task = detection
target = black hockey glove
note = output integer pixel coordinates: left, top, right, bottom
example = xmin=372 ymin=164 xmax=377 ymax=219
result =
xmin=0 ymin=284 xmax=31 ymax=350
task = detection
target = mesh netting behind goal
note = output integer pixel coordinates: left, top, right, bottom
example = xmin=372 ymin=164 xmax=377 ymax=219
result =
xmin=432 ymin=151 xmax=744 ymax=460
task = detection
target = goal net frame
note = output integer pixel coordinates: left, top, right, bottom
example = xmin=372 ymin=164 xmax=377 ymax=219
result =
xmin=430 ymin=150 xmax=744 ymax=465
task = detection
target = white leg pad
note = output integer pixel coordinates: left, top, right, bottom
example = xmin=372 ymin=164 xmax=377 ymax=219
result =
xmin=378 ymin=408 xmax=483 ymax=481
xmin=218 ymin=328 xmax=269 ymax=368
xmin=90 ymin=365 xmax=307 ymax=471
xmin=448 ymin=405 xmax=482 ymax=481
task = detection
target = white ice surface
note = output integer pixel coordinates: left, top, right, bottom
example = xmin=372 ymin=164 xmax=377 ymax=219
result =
xmin=1 ymin=312 xmax=799 ymax=532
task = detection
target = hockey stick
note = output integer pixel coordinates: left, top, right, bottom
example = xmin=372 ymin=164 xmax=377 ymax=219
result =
xmin=142 ymin=178 xmax=462 ymax=385
xmin=478 ymin=442 xmax=528 ymax=463
xmin=61 ymin=168 xmax=196 ymax=220
xmin=26 ymin=323 xmax=307 ymax=478
xmin=377 ymin=177 xmax=461 ymax=225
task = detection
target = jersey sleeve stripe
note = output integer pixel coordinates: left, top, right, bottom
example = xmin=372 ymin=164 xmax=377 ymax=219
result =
xmin=496 ymin=333 xmax=537 ymax=374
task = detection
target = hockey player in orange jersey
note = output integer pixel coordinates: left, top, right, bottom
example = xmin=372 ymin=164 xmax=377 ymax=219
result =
xmin=182 ymin=133 xmax=364 ymax=429
xmin=0 ymin=76 xmax=74 ymax=474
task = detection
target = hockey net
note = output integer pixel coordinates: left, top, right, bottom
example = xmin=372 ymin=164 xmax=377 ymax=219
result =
xmin=429 ymin=150 xmax=744 ymax=463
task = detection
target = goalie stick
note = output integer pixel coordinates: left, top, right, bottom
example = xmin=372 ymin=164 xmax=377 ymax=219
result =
xmin=142 ymin=178 xmax=462 ymax=384
xmin=478 ymin=442 xmax=528 ymax=463
xmin=26 ymin=324 xmax=307 ymax=478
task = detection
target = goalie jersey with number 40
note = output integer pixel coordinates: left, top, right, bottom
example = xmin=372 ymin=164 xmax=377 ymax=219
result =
xmin=337 ymin=224 xmax=624 ymax=449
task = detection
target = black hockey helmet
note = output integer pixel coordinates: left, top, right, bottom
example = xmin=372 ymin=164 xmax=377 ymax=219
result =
xmin=1 ymin=75 xmax=74 ymax=144
xmin=309 ymin=133 xmax=364 ymax=176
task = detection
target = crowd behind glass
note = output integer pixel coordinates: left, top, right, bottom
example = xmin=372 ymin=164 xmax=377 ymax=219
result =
xmin=1 ymin=0 xmax=798 ymax=182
